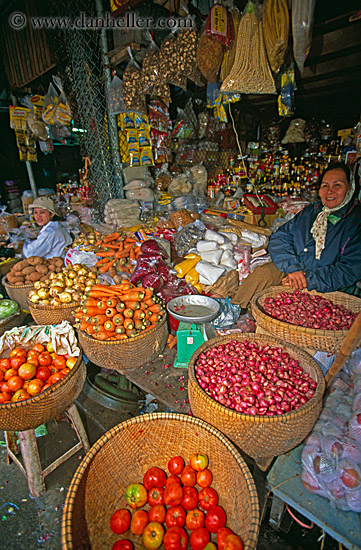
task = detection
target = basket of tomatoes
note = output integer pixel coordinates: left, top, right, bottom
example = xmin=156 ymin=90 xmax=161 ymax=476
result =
xmin=0 ymin=322 xmax=86 ymax=432
xmin=61 ymin=412 xmax=260 ymax=550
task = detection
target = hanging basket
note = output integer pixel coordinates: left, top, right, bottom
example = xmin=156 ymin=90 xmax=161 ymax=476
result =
xmin=61 ymin=412 xmax=260 ymax=550
xmin=250 ymin=286 xmax=361 ymax=353
xmin=77 ymin=316 xmax=168 ymax=373
xmin=188 ymin=333 xmax=325 ymax=470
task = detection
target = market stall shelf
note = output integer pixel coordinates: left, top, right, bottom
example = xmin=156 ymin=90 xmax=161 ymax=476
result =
xmin=61 ymin=412 xmax=260 ymax=550
xmin=188 ymin=333 xmax=325 ymax=471
xmin=251 ymin=287 xmax=361 ymax=353
xmin=267 ymin=445 xmax=361 ymax=550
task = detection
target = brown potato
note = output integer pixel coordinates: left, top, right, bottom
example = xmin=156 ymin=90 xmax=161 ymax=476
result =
xmin=28 ymin=271 xmax=42 ymax=282
xmin=40 ymin=275 xmax=48 ymax=281
xmin=35 ymin=265 xmax=49 ymax=274
xmin=27 ymin=256 xmax=39 ymax=265
xmin=11 ymin=277 xmax=25 ymax=284
xmin=14 ymin=271 xmax=24 ymax=278
xmin=47 ymin=264 xmax=56 ymax=271
xmin=15 ymin=260 xmax=29 ymax=271
xmin=22 ymin=266 xmax=36 ymax=275
xmin=54 ymin=259 xmax=64 ymax=267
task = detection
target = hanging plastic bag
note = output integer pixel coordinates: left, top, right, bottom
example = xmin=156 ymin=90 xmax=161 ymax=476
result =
xmin=109 ymin=74 xmax=127 ymax=115
xmin=205 ymin=4 xmax=235 ymax=49
xmin=122 ymin=48 xmax=147 ymax=114
xmin=197 ymin=32 xmax=224 ymax=83
xmin=42 ymin=82 xmax=59 ymax=125
xmin=52 ymin=76 xmax=72 ymax=125
xmin=211 ymin=298 xmax=241 ymax=329
xmin=292 ymin=0 xmax=316 ymax=74
xmin=278 ymin=68 xmax=295 ymax=117
xmin=262 ymin=0 xmax=289 ymax=75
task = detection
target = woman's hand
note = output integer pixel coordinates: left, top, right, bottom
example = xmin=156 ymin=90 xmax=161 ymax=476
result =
xmin=282 ymin=271 xmax=307 ymax=290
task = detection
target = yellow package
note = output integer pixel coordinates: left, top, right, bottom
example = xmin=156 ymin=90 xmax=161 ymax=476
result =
xmin=140 ymin=146 xmax=154 ymax=166
xmin=138 ymin=126 xmax=151 ymax=147
xmin=174 ymin=258 xmax=199 ymax=278
xmin=135 ymin=113 xmax=149 ymax=128
xmin=129 ymin=150 xmax=140 ymax=167
xmin=126 ymin=128 xmax=138 ymax=145
xmin=118 ymin=112 xmax=135 ymax=130
xmin=185 ymin=267 xmax=199 ymax=286
xmin=184 ymin=253 xmax=201 ymax=260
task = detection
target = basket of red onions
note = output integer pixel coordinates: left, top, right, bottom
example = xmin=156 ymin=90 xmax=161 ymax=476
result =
xmin=188 ymin=333 xmax=325 ymax=471
xmin=250 ymin=287 xmax=361 ymax=353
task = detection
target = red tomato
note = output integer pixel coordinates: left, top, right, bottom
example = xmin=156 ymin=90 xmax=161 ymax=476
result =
xmin=112 ymin=540 xmax=134 ymax=550
xmin=224 ymin=534 xmax=244 ymax=550
xmin=166 ymin=475 xmax=182 ymax=487
xmin=11 ymin=348 xmax=27 ymax=358
xmin=27 ymin=379 xmax=44 ymax=396
xmin=142 ymin=521 xmax=164 ymax=550
xmin=0 ymin=371 xmax=3 ymax=383
xmin=198 ymin=488 xmax=218 ymax=511
xmin=66 ymin=356 xmax=77 ymax=369
xmin=164 ymin=526 xmax=188 ymax=550
xmin=4 ymin=368 xmax=19 ymax=381
xmin=27 ymin=350 xmax=39 ymax=359
xmin=131 ymin=509 xmax=149 ymax=535
xmin=0 ymin=358 xmax=10 ymax=372
xmin=148 ymin=504 xmax=166 ymax=524
xmin=10 ymin=356 xmax=26 ymax=370
xmin=180 ymin=465 xmax=197 ymax=487
xmin=38 ymin=352 xmax=52 ymax=367
xmin=18 ymin=362 xmax=37 ymax=380
xmin=32 ymin=343 xmax=45 ymax=353
xmin=204 ymin=505 xmax=226 ymax=533
xmin=190 ymin=454 xmax=209 ymax=472
xmin=7 ymin=375 xmax=24 ymax=392
xmin=186 ymin=509 xmax=205 ymax=531
xmin=217 ymin=527 xmax=234 ymax=550
xmin=181 ymin=486 xmax=199 ymax=511
xmin=0 ymin=391 xmax=11 ymax=403
xmin=110 ymin=509 xmax=131 ymax=535
xmin=52 ymin=355 xmax=67 ymax=370
xmin=11 ymin=388 xmax=30 ymax=402
xmin=48 ymin=372 xmax=62 ymax=385
xmin=165 ymin=506 xmax=186 ymax=528
xmin=189 ymin=527 xmax=210 ymax=550
xmin=164 ymin=482 xmax=183 ymax=506
xmin=143 ymin=467 xmax=167 ymax=491
xmin=196 ymin=469 xmax=213 ymax=488
xmin=168 ymin=456 xmax=185 ymax=476
xmin=204 ymin=544 xmax=217 ymax=550
xmin=1 ymin=381 xmax=9 ymax=392
xmin=27 ymin=357 xmax=39 ymax=367
xmin=41 ymin=383 xmax=52 ymax=392
xmin=36 ymin=366 xmax=51 ymax=382
xmin=148 ymin=487 xmax=164 ymax=507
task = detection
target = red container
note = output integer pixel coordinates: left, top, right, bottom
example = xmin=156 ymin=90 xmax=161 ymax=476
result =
xmin=169 ymin=313 xmax=180 ymax=331
xmin=243 ymin=194 xmax=277 ymax=215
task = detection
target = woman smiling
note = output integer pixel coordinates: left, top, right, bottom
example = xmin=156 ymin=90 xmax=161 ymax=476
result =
xmin=229 ymin=162 xmax=361 ymax=308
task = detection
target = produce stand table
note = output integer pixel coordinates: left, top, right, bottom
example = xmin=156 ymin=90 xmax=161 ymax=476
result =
xmin=266 ymin=444 xmax=361 ymax=550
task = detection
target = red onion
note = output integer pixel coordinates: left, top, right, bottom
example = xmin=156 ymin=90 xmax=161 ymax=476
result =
xmin=194 ymin=339 xmax=317 ymax=416
xmin=263 ymin=290 xmax=357 ymax=330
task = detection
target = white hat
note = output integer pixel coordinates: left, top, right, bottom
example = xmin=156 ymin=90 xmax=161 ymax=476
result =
xmin=28 ymin=196 xmax=58 ymax=216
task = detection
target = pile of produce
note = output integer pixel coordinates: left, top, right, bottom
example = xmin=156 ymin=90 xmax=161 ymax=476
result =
xmin=301 ymin=354 xmax=361 ymax=512
xmin=6 ymin=256 xmax=65 ymax=285
xmin=72 ymin=230 xmax=101 ymax=249
xmin=0 ymin=298 xmax=18 ymax=320
xmin=0 ymin=342 xmax=77 ymax=404
xmin=94 ymin=232 xmax=142 ymax=279
xmin=194 ymin=339 xmax=317 ymax=415
xmin=75 ymin=281 xmax=166 ymax=341
xmin=109 ymin=453 xmax=244 ymax=550
xmin=263 ymin=290 xmax=357 ymax=330
xmin=28 ymin=264 xmax=99 ymax=306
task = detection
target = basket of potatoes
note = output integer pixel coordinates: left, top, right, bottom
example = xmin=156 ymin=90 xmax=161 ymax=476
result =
xmin=2 ymin=256 xmax=65 ymax=310
xmin=27 ymin=263 xmax=99 ymax=325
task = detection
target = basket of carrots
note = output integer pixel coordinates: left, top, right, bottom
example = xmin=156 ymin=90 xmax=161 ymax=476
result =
xmin=75 ymin=281 xmax=169 ymax=374
xmin=94 ymin=232 xmax=142 ymax=280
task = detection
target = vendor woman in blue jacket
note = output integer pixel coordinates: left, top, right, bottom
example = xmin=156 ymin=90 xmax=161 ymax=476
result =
xmin=230 ymin=162 xmax=361 ymax=308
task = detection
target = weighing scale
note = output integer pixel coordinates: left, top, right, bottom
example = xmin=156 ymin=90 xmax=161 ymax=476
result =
xmin=166 ymin=295 xmax=220 ymax=368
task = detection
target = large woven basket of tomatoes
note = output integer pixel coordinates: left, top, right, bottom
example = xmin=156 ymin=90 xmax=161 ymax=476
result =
xmin=188 ymin=333 xmax=325 ymax=471
xmin=61 ymin=412 xmax=260 ymax=550
xmin=0 ymin=328 xmax=86 ymax=432
xmin=250 ymin=286 xmax=361 ymax=353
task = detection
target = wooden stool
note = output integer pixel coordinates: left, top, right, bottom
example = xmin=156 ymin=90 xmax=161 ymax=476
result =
xmin=4 ymin=402 xmax=90 ymax=498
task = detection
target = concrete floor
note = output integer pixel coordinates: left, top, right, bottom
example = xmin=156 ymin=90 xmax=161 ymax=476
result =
xmin=0 ymin=369 xmax=341 ymax=550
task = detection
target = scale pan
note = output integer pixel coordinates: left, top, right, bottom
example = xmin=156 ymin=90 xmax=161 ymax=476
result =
xmin=167 ymin=295 xmax=220 ymax=324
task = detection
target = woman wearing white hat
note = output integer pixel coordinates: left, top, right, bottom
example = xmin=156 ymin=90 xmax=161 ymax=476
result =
xmin=23 ymin=197 xmax=72 ymax=259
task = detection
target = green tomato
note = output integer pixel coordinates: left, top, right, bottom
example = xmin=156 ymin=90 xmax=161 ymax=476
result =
xmin=125 ymin=483 xmax=148 ymax=509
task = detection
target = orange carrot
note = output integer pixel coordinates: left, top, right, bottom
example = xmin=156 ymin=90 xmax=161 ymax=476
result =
xmin=99 ymin=260 xmax=116 ymax=274
xmin=129 ymin=247 xmax=136 ymax=263
xmin=113 ymin=314 xmax=124 ymax=325
xmin=83 ymin=298 xmax=101 ymax=308
xmin=124 ymin=301 xmax=140 ymax=310
xmin=92 ymin=314 xmax=108 ymax=325
xmin=85 ymin=325 xmax=96 ymax=335
xmin=133 ymin=309 xmax=145 ymax=320
xmin=167 ymin=334 xmax=177 ymax=349
xmin=95 ymin=251 xmax=115 ymax=257
xmin=103 ymin=231 xmax=120 ymax=242
xmin=126 ymin=328 xmax=138 ymax=338
xmin=149 ymin=313 xmax=161 ymax=323
xmin=124 ymin=237 xmax=138 ymax=244
xmin=139 ymin=302 xmax=148 ymax=310
xmin=104 ymin=320 xmax=116 ymax=332
xmin=123 ymin=318 xmax=134 ymax=330
xmin=148 ymin=303 xmax=164 ymax=314
xmin=118 ymin=291 xmax=145 ymax=302
xmin=83 ymin=306 xmax=105 ymax=316
xmin=123 ymin=308 xmax=134 ymax=318
xmin=106 ymin=307 xmax=117 ymax=318
xmin=79 ymin=320 xmax=89 ymax=332
xmin=144 ymin=296 xmax=157 ymax=306
xmin=134 ymin=320 xmax=146 ymax=331
xmin=97 ymin=300 xmax=107 ymax=310
xmin=116 ymin=302 xmax=125 ymax=312
xmin=115 ymin=325 xmax=125 ymax=334
xmin=115 ymin=333 xmax=127 ymax=340
xmin=93 ymin=331 xmax=115 ymax=340
xmin=106 ymin=297 xmax=118 ymax=308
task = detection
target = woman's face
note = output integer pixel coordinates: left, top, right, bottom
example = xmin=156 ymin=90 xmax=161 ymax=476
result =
xmin=319 ymin=168 xmax=349 ymax=208
xmin=33 ymin=207 xmax=54 ymax=227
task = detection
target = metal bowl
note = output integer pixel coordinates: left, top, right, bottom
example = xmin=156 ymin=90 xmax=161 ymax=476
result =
xmin=167 ymin=295 xmax=220 ymax=324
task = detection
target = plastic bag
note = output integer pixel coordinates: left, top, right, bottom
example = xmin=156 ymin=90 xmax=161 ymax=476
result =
xmin=140 ymin=239 xmax=168 ymax=259
xmin=292 ymin=0 xmax=316 ymax=74
xmin=263 ymin=0 xmax=289 ymax=75
xmin=197 ymin=32 xmax=224 ymax=83
xmin=205 ymin=4 xmax=235 ymax=49
xmin=211 ymin=298 xmax=241 ymax=329
xmin=278 ymin=68 xmax=295 ymax=117
xmin=122 ymin=49 xmax=147 ymax=114
xmin=216 ymin=313 xmax=256 ymax=335
xmin=42 ymin=82 xmax=59 ymax=125
xmin=233 ymin=243 xmax=251 ymax=281
xmin=173 ymin=219 xmax=206 ymax=257
xmin=109 ymin=75 xmax=127 ymax=115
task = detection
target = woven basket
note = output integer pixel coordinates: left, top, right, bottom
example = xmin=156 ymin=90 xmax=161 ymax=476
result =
xmin=61 ymin=412 xmax=260 ymax=550
xmin=0 ymin=350 xmax=86 ymax=432
xmin=251 ymin=286 xmax=361 ymax=353
xmin=188 ymin=333 xmax=325 ymax=470
xmin=2 ymin=275 xmax=33 ymax=311
xmin=0 ymin=258 xmax=20 ymax=277
xmin=0 ymin=309 xmax=27 ymax=336
xmin=77 ymin=315 xmax=168 ymax=373
xmin=27 ymin=298 xmax=80 ymax=325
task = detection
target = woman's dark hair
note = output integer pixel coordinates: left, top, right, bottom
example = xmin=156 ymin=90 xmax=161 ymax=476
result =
xmin=319 ymin=162 xmax=351 ymax=187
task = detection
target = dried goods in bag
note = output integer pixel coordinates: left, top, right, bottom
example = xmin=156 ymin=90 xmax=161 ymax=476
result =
xmin=262 ymin=0 xmax=289 ymax=75
xmin=221 ymin=2 xmax=276 ymax=94
xmin=292 ymin=0 xmax=316 ymax=74
xmin=205 ymin=4 xmax=235 ymax=49
xmin=197 ymin=33 xmax=224 ymax=83
xmin=220 ymin=9 xmax=241 ymax=81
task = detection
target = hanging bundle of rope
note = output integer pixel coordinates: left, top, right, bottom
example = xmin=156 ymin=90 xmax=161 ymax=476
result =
xmin=221 ymin=2 xmax=276 ymax=95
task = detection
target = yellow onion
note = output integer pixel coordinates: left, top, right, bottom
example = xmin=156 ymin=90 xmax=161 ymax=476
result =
xmin=64 ymin=277 xmax=74 ymax=287
xmin=34 ymin=281 xmax=42 ymax=290
xmin=30 ymin=294 xmax=40 ymax=304
xmin=72 ymin=264 xmax=82 ymax=272
xmin=88 ymin=272 xmax=97 ymax=280
xmin=59 ymin=291 xmax=72 ymax=303
xmin=67 ymin=270 xmax=77 ymax=279
xmin=50 ymin=297 xmax=62 ymax=306
xmin=72 ymin=292 xmax=81 ymax=302
xmin=41 ymin=299 xmax=50 ymax=306
xmin=38 ymin=288 xmax=50 ymax=300
xmin=76 ymin=275 xmax=87 ymax=284
xmin=49 ymin=285 xmax=63 ymax=297
xmin=28 ymin=289 xmax=38 ymax=298
xmin=73 ymin=283 xmax=85 ymax=292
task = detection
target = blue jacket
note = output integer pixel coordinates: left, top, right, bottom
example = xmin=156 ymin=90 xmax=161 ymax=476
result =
xmin=23 ymin=221 xmax=72 ymax=259
xmin=268 ymin=200 xmax=361 ymax=293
